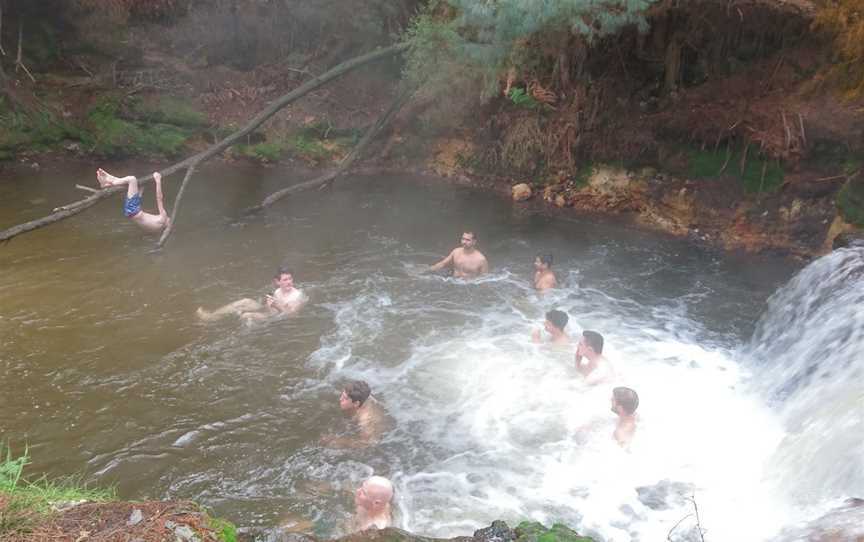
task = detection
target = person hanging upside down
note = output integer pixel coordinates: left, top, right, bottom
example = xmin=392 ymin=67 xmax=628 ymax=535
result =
xmin=96 ymin=168 xmax=169 ymax=233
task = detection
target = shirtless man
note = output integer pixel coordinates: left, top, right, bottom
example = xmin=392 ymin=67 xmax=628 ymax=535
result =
xmin=534 ymin=254 xmax=557 ymax=291
xmin=96 ymin=168 xmax=169 ymax=233
xmin=531 ymin=309 xmax=570 ymax=346
xmin=575 ymin=330 xmax=615 ymax=384
xmin=611 ymin=386 xmax=639 ymax=447
xmin=196 ymin=267 xmax=306 ymax=323
xmin=429 ymin=231 xmax=489 ymax=279
xmin=353 ymin=476 xmax=394 ymax=531
xmin=322 ymin=380 xmax=388 ymax=447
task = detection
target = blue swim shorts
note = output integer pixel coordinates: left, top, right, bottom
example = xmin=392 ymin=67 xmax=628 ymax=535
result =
xmin=123 ymin=193 xmax=142 ymax=217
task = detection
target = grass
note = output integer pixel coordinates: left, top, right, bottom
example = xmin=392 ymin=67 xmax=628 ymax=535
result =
xmin=235 ymin=140 xmax=286 ymax=162
xmin=1 ymin=446 xmax=114 ymax=537
xmin=687 ymin=146 xmax=784 ymax=193
xmin=82 ymin=97 xmax=192 ymax=157
xmin=133 ymin=97 xmax=209 ymax=128
xmin=0 ymin=107 xmax=76 ymax=157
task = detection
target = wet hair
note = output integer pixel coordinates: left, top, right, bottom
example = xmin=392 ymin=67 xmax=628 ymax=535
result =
xmin=582 ymin=330 xmax=604 ymax=354
xmin=274 ymin=266 xmax=294 ymax=278
xmin=344 ymin=380 xmax=371 ymax=406
xmin=537 ymin=254 xmax=553 ymax=267
xmin=546 ymin=309 xmax=568 ymax=331
xmin=613 ymin=387 xmax=639 ymax=415
xmin=462 ymin=231 xmax=476 ymax=240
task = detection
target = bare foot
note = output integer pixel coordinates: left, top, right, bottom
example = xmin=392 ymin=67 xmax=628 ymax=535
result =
xmin=96 ymin=168 xmax=112 ymax=188
xmin=153 ymin=172 xmax=162 ymax=184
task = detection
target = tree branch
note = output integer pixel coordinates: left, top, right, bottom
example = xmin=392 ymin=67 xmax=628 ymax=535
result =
xmin=156 ymin=162 xmax=198 ymax=249
xmin=0 ymin=43 xmax=408 ymax=244
xmin=247 ymin=85 xmax=413 ymax=213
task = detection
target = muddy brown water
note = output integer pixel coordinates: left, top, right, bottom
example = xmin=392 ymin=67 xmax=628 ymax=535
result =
xmin=1 ymin=160 xmax=798 ymax=538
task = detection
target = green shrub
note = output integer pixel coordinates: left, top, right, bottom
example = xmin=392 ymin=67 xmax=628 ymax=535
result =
xmin=838 ymin=176 xmax=864 ymax=226
xmin=687 ymin=147 xmax=784 ymax=193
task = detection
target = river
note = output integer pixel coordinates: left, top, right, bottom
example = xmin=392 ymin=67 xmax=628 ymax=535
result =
xmin=1 ymin=161 xmax=861 ymax=541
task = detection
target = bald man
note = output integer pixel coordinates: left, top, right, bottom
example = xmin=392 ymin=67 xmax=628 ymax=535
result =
xmin=353 ymin=476 xmax=394 ymax=531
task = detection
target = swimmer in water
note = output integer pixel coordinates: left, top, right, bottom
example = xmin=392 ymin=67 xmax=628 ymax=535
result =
xmin=533 ymin=253 xmax=558 ymax=291
xmin=611 ymin=386 xmax=639 ymax=447
xmin=96 ymin=168 xmax=169 ymax=233
xmin=575 ymin=330 xmax=615 ymax=384
xmin=531 ymin=309 xmax=571 ymax=346
xmin=196 ymin=267 xmax=306 ymax=323
xmin=353 ymin=476 xmax=394 ymax=531
xmin=429 ymin=231 xmax=489 ymax=279
xmin=321 ymin=380 xmax=389 ymax=447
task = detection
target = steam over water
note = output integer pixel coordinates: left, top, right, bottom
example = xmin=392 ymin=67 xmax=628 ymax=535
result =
xmin=1 ymin=165 xmax=861 ymax=541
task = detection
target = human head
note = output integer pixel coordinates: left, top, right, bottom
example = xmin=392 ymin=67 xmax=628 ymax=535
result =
xmin=340 ymin=380 xmax=371 ymax=412
xmin=354 ymin=476 xmax=394 ymax=513
xmin=460 ymin=231 xmax=477 ymax=250
xmin=544 ymin=309 xmax=568 ymax=333
xmin=273 ymin=267 xmax=294 ymax=289
xmin=611 ymin=387 xmax=639 ymax=416
xmin=534 ymin=254 xmax=553 ymax=270
xmin=578 ymin=330 xmax=604 ymax=356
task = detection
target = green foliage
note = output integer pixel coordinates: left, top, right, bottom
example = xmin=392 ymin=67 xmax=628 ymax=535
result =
xmin=207 ymin=516 xmax=238 ymax=542
xmin=515 ymin=521 xmax=594 ymax=542
xmin=0 ymin=107 xmax=75 ymax=155
xmin=1 ymin=446 xmax=114 ymax=536
xmin=687 ymin=147 xmax=784 ymax=193
xmin=133 ymin=97 xmax=209 ymax=128
xmin=83 ymin=96 xmax=191 ymax=157
xmin=236 ymin=141 xmax=286 ymax=162
xmin=508 ymin=87 xmax=539 ymax=108
xmin=404 ymin=0 xmax=657 ymax=100
xmin=837 ymin=176 xmax=864 ymax=226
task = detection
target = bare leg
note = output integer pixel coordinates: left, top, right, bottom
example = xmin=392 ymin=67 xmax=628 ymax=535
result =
xmin=197 ymin=298 xmax=263 ymax=321
xmin=96 ymin=168 xmax=137 ymax=190
xmin=153 ymin=172 xmax=169 ymax=225
xmin=125 ymin=175 xmax=140 ymax=199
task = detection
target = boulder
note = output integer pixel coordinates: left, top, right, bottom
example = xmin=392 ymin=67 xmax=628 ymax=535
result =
xmin=512 ymin=183 xmax=533 ymax=202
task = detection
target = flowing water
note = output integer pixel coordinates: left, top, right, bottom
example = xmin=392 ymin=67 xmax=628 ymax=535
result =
xmin=1 ymin=161 xmax=861 ymax=541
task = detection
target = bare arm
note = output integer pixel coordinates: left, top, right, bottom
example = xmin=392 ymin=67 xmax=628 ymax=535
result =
xmin=430 ymin=250 xmax=455 ymax=272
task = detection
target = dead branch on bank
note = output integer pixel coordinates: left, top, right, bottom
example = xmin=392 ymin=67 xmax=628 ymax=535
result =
xmin=666 ymin=493 xmax=706 ymax=542
xmin=0 ymin=43 xmax=408 ymax=245
xmin=247 ymin=85 xmax=414 ymax=213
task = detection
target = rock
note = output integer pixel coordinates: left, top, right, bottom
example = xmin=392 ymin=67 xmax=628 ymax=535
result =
xmin=554 ymin=194 xmax=567 ymax=207
xmin=635 ymin=479 xmax=694 ymax=511
xmin=833 ymin=230 xmax=864 ymax=249
xmin=127 ymin=508 xmax=144 ymax=526
xmin=512 ymin=183 xmax=532 ymax=202
xmin=474 ymin=520 xmax=515 ymax=542
xmin=173 ymin=524 xmax=198 ymax=542
xmin=514 ymin=521 xmax=593 ymax=542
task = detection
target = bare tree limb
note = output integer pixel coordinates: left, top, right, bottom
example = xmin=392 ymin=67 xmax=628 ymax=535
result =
xmin=156 ymin=162 xmax=198 ymax=249
xmin=75 ymin=184 xmax=100 ymax=194
xmin=247 ymin=85 xmax=414 ymax=213
xmin=15 ymin=19 xmax=34 ymax=83
xmin=0 ymin=0 xmax=6 ymax=57
xmin=0 ymin=43 xmax=408 ymax=244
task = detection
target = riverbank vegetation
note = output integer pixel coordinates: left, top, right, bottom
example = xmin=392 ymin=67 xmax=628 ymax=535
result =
xmin=0 ymin=446 xmax=237 ymax=542
xmin=0 ymin=0 xmax=861 ymax=251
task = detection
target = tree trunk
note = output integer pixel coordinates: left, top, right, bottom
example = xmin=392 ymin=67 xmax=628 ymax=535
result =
xmin=664 ymin=32 xmax=684 ymax=92
xmin=0 ymin=43 xmax=409 ymax=244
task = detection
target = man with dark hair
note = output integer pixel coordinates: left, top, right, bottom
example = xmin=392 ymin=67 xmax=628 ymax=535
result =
xmin=533 ymin=254 xmax=557 ymax=291
xmin=611 ymin=387 xmax=639 ymax=447
xmin=429 ymin=231 xmax=489 ymax=279
xmin=322 ymin=380 xmax=388 ymax=447
xmin=575 ymin=330 xmax=615 ymax=384
xmin=532 ymin=309 xmax=571 ymax=346
xmin=196 ymin=267 xmax=306 ymax=322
